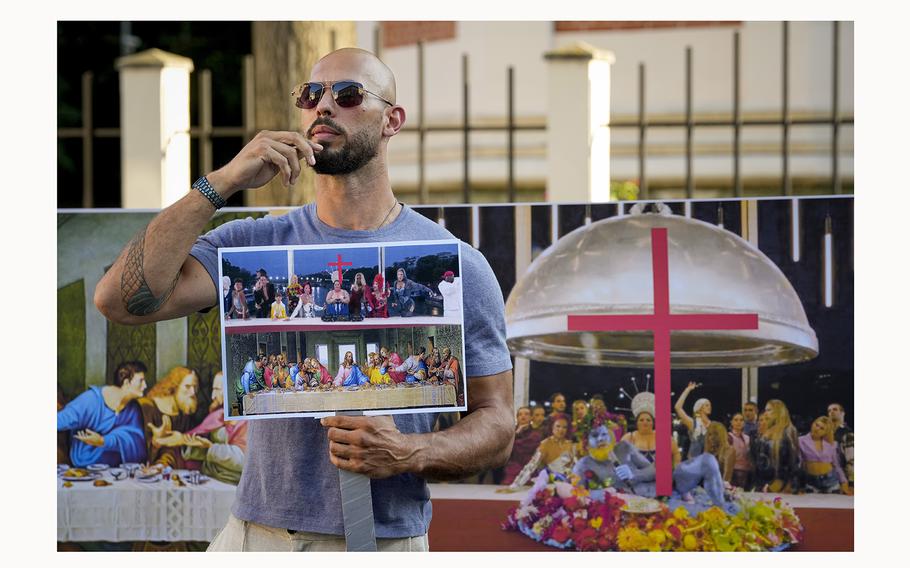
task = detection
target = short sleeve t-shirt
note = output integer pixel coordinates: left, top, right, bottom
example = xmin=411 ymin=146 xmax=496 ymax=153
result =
xmin=189 ymin=203 xmax=513 ymax=537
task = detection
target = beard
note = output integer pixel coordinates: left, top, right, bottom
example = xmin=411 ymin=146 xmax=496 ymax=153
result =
xmin=311 ymin=122 xmax=380 ymax=175
xmin=176 ymin=392 xmax=198 ymax=415
xmin=588 ymin=445 xmax=615 ymax=463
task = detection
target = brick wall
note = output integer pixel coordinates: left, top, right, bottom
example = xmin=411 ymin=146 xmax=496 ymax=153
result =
xmin=382 ymin=21 xmax=456 ymax=48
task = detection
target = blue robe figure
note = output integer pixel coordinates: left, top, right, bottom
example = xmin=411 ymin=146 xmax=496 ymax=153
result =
xmin=56 ymin=386 xmax=148 ymax=467
xmin=342 ymin=365 xmax=371 ymax=387
xmin=405 ymin=360 xmax=429 ymax=383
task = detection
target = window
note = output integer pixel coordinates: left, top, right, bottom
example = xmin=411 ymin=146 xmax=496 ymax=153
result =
xmin=366 ymin=342 xmax=379 ymax=358
xmin=316 ymin=344 xmax=328 ymax=367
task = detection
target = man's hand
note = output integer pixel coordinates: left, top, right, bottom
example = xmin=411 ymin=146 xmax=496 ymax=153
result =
xmin=321 ymin=415 xmax=421 ymax=478
xmin=74 ymin=429 xmax=104 ymax=447
xmin=615 ymin=464 xmax=634 ymax=481
xmin=207 ymin=131 xmax=323 ymax=198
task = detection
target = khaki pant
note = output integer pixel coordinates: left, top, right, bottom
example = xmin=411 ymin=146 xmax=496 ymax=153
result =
xmin=207 ymin=514 xmax=429 ymax=552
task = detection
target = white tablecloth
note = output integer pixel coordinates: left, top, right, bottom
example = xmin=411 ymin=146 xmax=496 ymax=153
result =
xmin=244 ymin=384 xmax=456 ymax=414
xmin=57 ymin=471 xmax=236 ymax=542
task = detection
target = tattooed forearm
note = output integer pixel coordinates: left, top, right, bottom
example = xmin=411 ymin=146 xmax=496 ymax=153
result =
xmin=120 ymin=228 xmax=180 ymax=316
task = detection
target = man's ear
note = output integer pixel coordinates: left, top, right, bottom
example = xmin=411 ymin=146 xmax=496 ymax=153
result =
xmin=384 ymin=105 xmax=406 ymax=137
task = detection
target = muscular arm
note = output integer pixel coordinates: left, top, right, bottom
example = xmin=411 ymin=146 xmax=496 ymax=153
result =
xmin=322 ymin=370 xmax=515 ymax=481
xmin=94 ymin=190 xmax=221 ymax=325
xmin=94 ymin=130 xmax=320 ymax=325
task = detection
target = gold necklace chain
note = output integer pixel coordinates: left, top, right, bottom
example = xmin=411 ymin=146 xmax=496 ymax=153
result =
xmin=375 ymin=200 xmax=401 ymax=230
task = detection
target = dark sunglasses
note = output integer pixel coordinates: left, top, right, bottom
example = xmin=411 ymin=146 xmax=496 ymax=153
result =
xmin=291 ymin=80 xmax=394 ymax=110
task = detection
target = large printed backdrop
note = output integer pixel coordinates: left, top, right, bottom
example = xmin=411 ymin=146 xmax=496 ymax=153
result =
xmin=57 ymin=196 xmax=853 ymax=473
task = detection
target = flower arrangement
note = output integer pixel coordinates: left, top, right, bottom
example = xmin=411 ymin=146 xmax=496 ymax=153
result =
xmin=503 ymin=471 xmax=803 ymax=552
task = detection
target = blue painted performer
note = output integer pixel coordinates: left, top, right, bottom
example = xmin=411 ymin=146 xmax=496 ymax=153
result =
xmin=56 ymin=361 xmax=149 ymax=467
xmin=573 ymin=410 xmax=735 ymax=514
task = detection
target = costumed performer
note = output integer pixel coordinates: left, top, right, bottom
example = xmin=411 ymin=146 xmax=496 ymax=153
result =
xmin=349 ymin=272 xmax=368 ymax=317
xmin=366 ymin=274 xmax=389 ymax=318
xmin=620 ymin=391 xmax=681 ymax=467
xmin=728 ymin=413 xmax=753 ymax=488
xmin=751 ymin=399 xmax=800 ymax=493
xmin=798 ymin=416 xmax=851 ymax=495
xmin=388 ymin=268 xmax=432 ymax=317
xmin=572 ymin=410 xmax=735 ymax=514
xmin=286 ymin=274 xmax=303 ymax=316
xmin=270 ymin=291 xmax=288 ymax=320
xmin=325 ymin=279 xmax=350 ymax=317
xmin=226 ymin=278 xmax=250 ymax=320
xmin=674 ymin=381 xmax=712 ymax=458
xmin=437 ymin=270 xmax=462 ymax=319
xmin=501 ymin=406 xmax=544 ymax=486
xmin=505 ymin=413 xmax=574 ymax=490
xmin=287 ymin=281 xmax=323 ymax=319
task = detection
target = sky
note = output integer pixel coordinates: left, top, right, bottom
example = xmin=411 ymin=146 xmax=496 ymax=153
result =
xmin=384 ymin=243 xmax=459 ymax=267
xmin=294 ymin=247 xmax=380 ymax=277
xmin=222 ymin=250 xmax=289 ymax=279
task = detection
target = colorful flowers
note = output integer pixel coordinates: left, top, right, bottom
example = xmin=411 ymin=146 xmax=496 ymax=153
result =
xmin=503 ymin=472 xmax=804 ymax=552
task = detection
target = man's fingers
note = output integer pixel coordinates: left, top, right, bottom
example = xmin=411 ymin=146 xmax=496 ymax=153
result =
xmin=328 ymin=452 xmax=364 ymax=474
xmin=269 ymin=131 xmax=323 ymax=167
xmin=263 ymin=147 xmax=292 ymax=186
xmin=326 ymin=426 xmax=366 ymax=446
xmin=263 ymin=139 xmax=302 ymax=184
xmin=321 ymin=415 xmax=371 ymax=430
xmin=329 ymin=440 xmax=362 ymax=460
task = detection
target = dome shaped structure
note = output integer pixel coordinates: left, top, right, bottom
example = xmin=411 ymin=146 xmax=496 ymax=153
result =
xmin=505 ymin=204 xmax=818 ymax=368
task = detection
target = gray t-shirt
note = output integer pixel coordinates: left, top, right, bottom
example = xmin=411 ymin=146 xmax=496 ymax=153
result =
xmin=189 ymin=203 xmax=513 ymax=537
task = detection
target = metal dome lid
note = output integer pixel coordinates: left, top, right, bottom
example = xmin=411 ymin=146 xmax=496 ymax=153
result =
xmin=505 ymin=203 xmax=818 ymax=368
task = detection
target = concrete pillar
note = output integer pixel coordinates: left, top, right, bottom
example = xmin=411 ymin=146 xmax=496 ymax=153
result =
xmin=741 ymin=200 xmax=761 ymax=405
xmin=116 ymin=48 xmax=194 ymax=208
xmin=544 ymin=42 xmax=615 ymax=203
xmin=512 ymin=204 xmax=533 ymax=409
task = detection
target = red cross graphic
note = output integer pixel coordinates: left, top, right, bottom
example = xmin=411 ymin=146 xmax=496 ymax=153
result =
xmin=568 ymin=227 xmax=758 ymax=496
xmin=328 ymin=254 xmax=353 ymax=285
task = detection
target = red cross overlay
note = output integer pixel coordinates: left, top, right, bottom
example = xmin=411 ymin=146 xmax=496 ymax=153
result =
xmin=567 ymin=227 xmax=758 ymax=496
xmin=328 ymin=254 xmax=352 ymax=285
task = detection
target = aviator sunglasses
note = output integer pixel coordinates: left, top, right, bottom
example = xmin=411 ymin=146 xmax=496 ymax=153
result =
xmin=292 ymin=80 xmax=394 ymax=110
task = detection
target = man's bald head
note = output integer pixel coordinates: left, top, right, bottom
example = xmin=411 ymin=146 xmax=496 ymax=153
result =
xmin=311 ymin=48 xmax=396 ymax=104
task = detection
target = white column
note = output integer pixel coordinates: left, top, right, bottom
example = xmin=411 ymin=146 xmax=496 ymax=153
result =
xmin=741 ymin=200 xmax=760 ymax=405
xmin=513 ymin=357 xmax=531 ymax=411
xmin=544 ymin=42 xmax=615 ymax=203
xmin=116 ymin=48 xmax=194 ymax=208
xmin=512 ymin=204 xmax=533 ymax=408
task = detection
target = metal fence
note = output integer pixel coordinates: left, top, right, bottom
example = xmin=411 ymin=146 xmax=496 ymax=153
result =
xmin=57 ymin=22 xmax=852 ymax=208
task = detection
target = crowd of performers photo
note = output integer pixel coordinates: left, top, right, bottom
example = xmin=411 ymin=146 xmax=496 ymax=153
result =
xmin=233 ymin=344 xmax=463 ymax=415
xmin=223 ymin=267 xmax=461 ymax=322
xmin=493 ymin=385 xmax=853 ymax=550
xmin=501 ymin=384 xmax=854 ymax=500
xmin=57 ymin=362 xmax=247 ymax=485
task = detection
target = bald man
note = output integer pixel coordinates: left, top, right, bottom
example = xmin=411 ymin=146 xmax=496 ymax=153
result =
xmin=94 ymin=48 xmax=514 ymax=552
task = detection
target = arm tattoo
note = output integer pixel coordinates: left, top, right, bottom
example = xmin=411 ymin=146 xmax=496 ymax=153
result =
xmin=120 ymin=228 xmax=180 ymax=316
